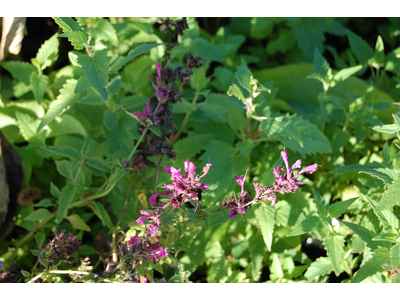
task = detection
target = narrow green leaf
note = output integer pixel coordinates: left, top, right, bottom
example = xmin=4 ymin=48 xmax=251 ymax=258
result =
xmin=313 ymin=47 xmax=330 ymax=80
xmin=342 ymin=221 xmax=378 ymax=250
xmin=25 ymin=208 xmax=51 ymax=221
xmin=78 ymin=50 xmax=109 ymax=100
xmin=81 ymin=134 xmax=91 ymax=155
xmin=255 ymin=205 xmax=275 ymax=251
xmin=323 ymin=234 xmax=345 ymax=275
xmin=312 ymin=188 xmax=328 ymax=217
xmin=235 ymin=62 xmax=252 ymax=93
xmin=382 ymin=142 xmax=391 ymax=167
xmin=304 ymin=257 xmax=334 ymax=282
xmin=56 ymin=185 xmax=77 ymax=223
xmin=37 ymin=79 xmax=79 ymax=132
xmin=41 ymin=146 xmax=80 ymax=159
xmin=372 ymin=124 xmax=399 ymax=134
xmin=374 ymin=35 xmax=385 ymax=66
xmin=332 ymin=65 xmax=363 ymax=85
xmin=33 ymin=199 xmax=54 ymax=208
xmin=351 ymin=247 xmax=390 ymax=283
xmin=249 ymin=233 xmax=265 ymax=281
xmin=328 ymin=198 xmax=357 ymax=219
xmin=50 ymin=182 xmax=60 ymax=198
xmin=65 ymin=214 xmax=91 ymax=231
xmin=30 ymin=73 xmax=49 ymax=104
xmin=372 ymin=233 xmax=398 ymax=242
xmin=376 ymin=176 xmax=400 ymax=211
xmin=89 ymin=202 xmax=114 ymax=230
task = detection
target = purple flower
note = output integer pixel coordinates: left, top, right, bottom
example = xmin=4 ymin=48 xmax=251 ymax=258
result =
xmin=136 ymin=210 xmax=162 ymax=234
xmin=152 ymin=63 xmax=172 ymax=102
xmin=161 ymin=159 xmax=211 ymax=210
xmin=133 ymin=101 xmax=164 ymax=125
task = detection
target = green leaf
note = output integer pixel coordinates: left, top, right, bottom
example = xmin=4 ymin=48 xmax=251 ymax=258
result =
xmin=41 ymin=146 xmax=80 ymax=159
xmin=312 ymin=188 xmax=329 ymax=218
xmin=261 ymin=116 xmax=303 ymax=147
xmin=89 ymin=202 xmax=114 ymax=230
xmin=1 ymin=61 xmax=36 ymax=85
xmin=53 ymin=17 xmax=88 ymax=50
xmin=346 ymin=29 xmax=374 ymax=65
xmin=227 ymin=84 xmax=245 ymax=101
xmin=46 ymin=114 xmax=86 ymax=138
xmin=50 ymin=182 xmax=60 ymax=198
xmin=254 ymin=205 xmax=275 ymax=251
xmin=313 ymin=47 xmax=330 ymax=80
xmin=328 ymin=198 xmax=357 ymax=219
xmin=391 ymin=244 xmax=400 ymax=267
xmin=198 ymin=93 xmax=234 ymax=123
xmin=372 ymin=233 xmax=398 ymax=242
xmin=87 ymin=18 xmax=118 ymax=46
xmin=55 ymin=160 xmax=72 ymax=177
xmin=376 ymin=176 xmax=400 ymax=211
xmin=235 ymin=62 xmax=252 ymax=93
xmin=31 ymin=249 xmax=41 ymax=256
xmin=35 ymin=33 xmax=59 ymax=70
xmin=372 ymin=124 xmax=399 ymax=134
xmin=373 ymin=35 xmax=385 ymax=67
xmin=287 ymin=214 xmax=321 ymax=237
xmin=342 ymin=221 xmax=378 ymax=250
xmin=351 ymin=247 xmax=390 ymax=283
xmin=15 ymin=111 xmax=40 ymax=142
xmin=30 ymin=73 xmax=49 ymax=104
xmin=281 ymin=116 xmax=331 ymax=157
xmin=361 ymin=195 xmax=399 ymax=230
xmin=38 ymin=79 xmax=80 ymax=132
xmin=104 ymin=110 xmax=119 ymax=131
xmin=304 ymin=257 xmax=334 ymax=282
xmin=33 ymin=199 xmax=54 ymax=208
xmin=332 ymin=65 xmax=363 ymax=85
xmin=270 ymin=253 xmax=284 ymax=280
xmin=227 ymin=106 xmax=246 ymax=131
xmin=25 ymin=208 xmax=51 ymax=221
xmin=103 ymin=120 xmax=134 ymax=157
xmin=57 ymin=185 xmax=77 ymax=223
xmin=249 ymin=233 xmax=264 ymax=281
xmin=53 ymin=17 xmax=85 ymax=33
xmin=235 ymin=139 xmax=254 ymax=158
xmin=190 ymin=67 xmax=210 ymax=91
xmin=65 ymin=214 xmax=91 ymax=231
xmin=190 ymin=37 xmax=224 ymax=63
xmin=359 ymin=168 xmax=400 ymax=185
xmin=382 ymin=142 xmax=391 ymax=167
xmin=323 ymin=234 xmax=345 ymax=275
xmin=78 ymin=50 xmax=109 ymax=100
xmin=108 ymin=43 xmax=165 ymax=73
xmin=173 ymin=134 xmax=217 ymax=166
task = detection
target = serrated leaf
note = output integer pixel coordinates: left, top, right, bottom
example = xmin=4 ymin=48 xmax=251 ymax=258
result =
xmin=281 ymin=116 xmax=331 ymax=157
xmin=25 ymin=208 xmax=51 ymax=221
xmin=65 ymin=214 xmax=91 ymax=231
xmin=227 ymin=84 xmax=245 ymax=101
xmin=41 ymin=146 xmax=80 ymax=159
xmin=376 ymin=176 xmax=400 ymax=211
xmin=254 ymin=205 xmax=275 ymax=251
xmin=235 ymin=139 xmax=254 ymax=158
xmin=359 ymin=168 xmax=400 ymax=185
xmin=53 ymin=17 xmax=87 ymax=50
xmin=57 ymin=185 xmax=77 ymax=223
xmin=1 ymin=60 xmax=36 ymax=85
xmin=190 ymin=67 xmax=210 ymax=91
xmin=78 ymin=50 xmax=109 ymax=100
xmin=235 ymin=62 xmax=252 ymax=93
xmin=351 ymin=247 xmax=390 ymax=283
xmin=328 ymin=198 xmax=357 ymax=219
xmin=53 ymin=17 xmax=85 ymax=33
xmin=270 ymin=253 xmax=284 ymax=280
xmin=87 ymin=18 xmax=118 ymax=46
xmin=342 ymin=221 xmax=378 ymax=250
xmin=346 ymin=29 xmax=374 ymax=65
xmin=304 ymin=257 xmax=334 ymax=282
xmin=59 ymin=31 xmax=87 ymax=50
xmin=323 ymin=234 xmax=344 ymax=275
xmin=35 ymin=33 xmax=59 ymax=70
xmin=362 ymin=195 xmax=399 ymax=230
xmin=30 ymin=73 xmax=49 ymax=104
xmin=37 ymin=79 xmax=79 ymax=132
xmin=261 ymin=116 xmax=302 ymax=145
xmin=227 ymin=106 xmax=246 ymax=131
xmin=15 ymin=110 xmax=40 ymax=142
xmin=287 ymin=215 xmax=321 ymax=236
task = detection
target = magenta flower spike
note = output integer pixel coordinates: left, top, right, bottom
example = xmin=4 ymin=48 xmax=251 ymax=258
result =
xmin=152 ymin=63 xmax=172 ymax=102
xmin=133 ymin=101 xmax=164 ymax=125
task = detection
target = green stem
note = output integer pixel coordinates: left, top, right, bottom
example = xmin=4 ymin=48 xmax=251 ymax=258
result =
xmin=172 ymin=90 xmax=200 ymax=143
xmin=27 ymin=270 xmax=91 ymax=283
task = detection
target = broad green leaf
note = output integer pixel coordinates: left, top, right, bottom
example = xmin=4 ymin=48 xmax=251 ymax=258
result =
xmin=171 ymin=99 xmax=197 ymax=113
xmin=235 ymin=139 xmax=254 ymax=158
xmin=328 ymin=198 xmax=357 ymax=219
xmin=15 ymin=111 xmax=40 ymax=142
xmin=38 ymin=79 xmax=79 ymax=132
xmin=359 ymin=168 xmax=400 ymax=185
xmin=25 ymin=208 xmax=51 ymax=221
xmin=391 ymin=244 xmax=400 ymax=267
xmin=255 ymin=205 xmax=275 ymax=251
xmin=227 ymin=106 xmax=246 ymax=131
xmin=78 ymin=50 xmax=109 ymax=100
xmin=270 ymin=253 xmax=284 ymax=280
xmin=66 ymin=214 xmax=91 ymax=231
xmin=53 ymin=17 xmax=85 ymax=33
xmin=287 ymin=214 xmax=321 ymax=236
xmin=41 ymin=146 xmax=80 ymax=159
xmin=81 ymin=134 xmax=91 ymax=155
xmin=103 ymin=120 xmax=134 ymax=157
xmin=1 ymin=61 xmax=36 ymax=85
xmin=376 ymin=176 xmax=400 ymax=211
xmin=87 ymin=18 xmax=118 ymax=46
xmin=323 ymin=234 xmax=345 ymax=275
xmin=351 ymin=247 xmax=390 ymax=283
xmin=312 ymin=47 xmax=330 ymax=81
xmin=56 ymin=185 xmax=77 ymax=223
xmin=173 ymin=134 xmax=217 ymax=166
xmin=55 ymin=160 xmax=72 ymax=177
xmin=190 ymin=67 xmax=210 ymax=91
xmin=346 ymin=29 xmax=374 ymax=65
xmin=30 ymin=73 xmax=49 ymax=104
xmin=104 ymin=110 xmax=119 ymax=131
xmin=53 ymin=17 xmax=87 ymax=50
xmin=235 ymin=62 xmax=252 ymax=93
xmin=304 ymin=257 xmax=334 ymax=282
xmin=46 ymin=114 xmax=86 ymax=138
xmin=190 ymin=37 xmax=224 ymax=63
xmin=261 ymin=116 xmax=302 ymax=145
xmin=198 ymin=93 xmax=237 ymax=123
xmin=342 ymin=221 xmax=378 ymax=250
xmin=35 ymin=33 xmax=59 ymax=70
xmin=250 ymin=17 xmax=273 ymax=40
xmin=281 ymin=116 xmax=331 ymax=157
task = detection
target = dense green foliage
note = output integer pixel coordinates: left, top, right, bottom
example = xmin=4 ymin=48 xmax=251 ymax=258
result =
xmin=1 ymin=17 xmax=400 ymax=283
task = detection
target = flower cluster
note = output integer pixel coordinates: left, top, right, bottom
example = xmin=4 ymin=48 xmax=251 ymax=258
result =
xmin=133 ymin=100 xmax=164 ymax=124
xmin=150 ymin=159 xmax=212 ymax=211
xmin=38 ymin=230 xmax=81 ymax=264
xmin=223 ymin=148 xmax=319 ymax=218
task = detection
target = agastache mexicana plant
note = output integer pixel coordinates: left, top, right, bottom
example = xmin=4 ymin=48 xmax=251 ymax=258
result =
xmin=222 ymin=148 xmax=319 ymax=219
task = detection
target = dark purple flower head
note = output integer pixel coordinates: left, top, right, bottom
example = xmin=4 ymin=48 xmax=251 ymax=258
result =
xmin=133 ymin=101 xmax=164 ymax=125
xmin=273 ymin=147 xmax=319 ymax=194
xmin=39 ymin=230 xmax=81 ymax=264
xmin=158 ymin=159 xmax=211 ymax=210
xmin=152 ymin=63 xmax=172 ymax=102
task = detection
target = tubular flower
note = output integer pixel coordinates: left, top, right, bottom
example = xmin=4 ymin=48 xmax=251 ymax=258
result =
xmin=152 ymin=63 xmax=172 ymax=102
xmin=133 ymin=101 xmax=164 ymax=124
xmin=160 ymin=159 xmax=211 ymax=210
